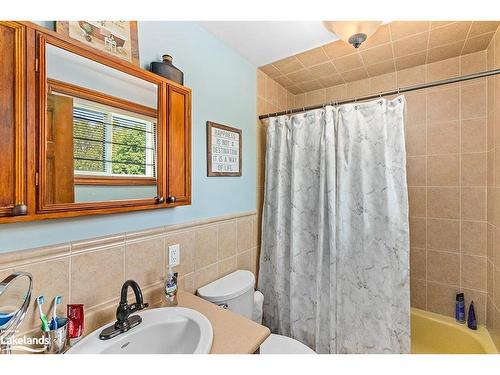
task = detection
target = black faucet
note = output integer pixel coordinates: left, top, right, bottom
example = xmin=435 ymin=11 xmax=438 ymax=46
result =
xmin=99 ymin=280 xmax=149 ymax=340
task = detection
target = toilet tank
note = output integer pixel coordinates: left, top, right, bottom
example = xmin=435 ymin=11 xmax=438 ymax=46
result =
xmin=197 ymin=270 xmax=255 ymax=319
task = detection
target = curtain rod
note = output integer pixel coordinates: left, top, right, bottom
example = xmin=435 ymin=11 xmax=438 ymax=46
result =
xmin=258 ymin=68 xmax=500 ymax=120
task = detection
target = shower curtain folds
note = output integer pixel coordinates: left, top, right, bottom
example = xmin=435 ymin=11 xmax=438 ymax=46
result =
xmin=258 ymin=96 xmax=410 ymax=354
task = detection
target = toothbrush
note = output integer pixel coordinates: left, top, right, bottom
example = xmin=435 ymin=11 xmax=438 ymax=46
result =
xmin=49 ymin=295 xmax=62 ymax=330
xmin=36 ymin=295 xmax=50 ymax=332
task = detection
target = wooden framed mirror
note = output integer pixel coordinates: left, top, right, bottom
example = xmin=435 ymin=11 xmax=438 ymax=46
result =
xmin=36 ymin=32 xmax=167 ymax=214
xmin=0 ymin=22 xmax=191 ymax=223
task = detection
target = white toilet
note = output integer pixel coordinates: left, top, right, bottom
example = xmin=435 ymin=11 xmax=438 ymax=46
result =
xmin=197 ymin=270 xmax=316 ymax=354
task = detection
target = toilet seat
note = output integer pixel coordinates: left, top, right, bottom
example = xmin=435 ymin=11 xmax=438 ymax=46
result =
xmin=260 ymin=334 xmax=316 ymax=354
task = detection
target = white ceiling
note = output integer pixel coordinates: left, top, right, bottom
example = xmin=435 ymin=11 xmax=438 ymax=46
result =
xmin=198 ymin=21 xmax=339 ymax=67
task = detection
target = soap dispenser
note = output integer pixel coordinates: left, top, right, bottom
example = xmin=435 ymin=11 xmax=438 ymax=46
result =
xmin=164 ymin=266 xmax=178 ymax=306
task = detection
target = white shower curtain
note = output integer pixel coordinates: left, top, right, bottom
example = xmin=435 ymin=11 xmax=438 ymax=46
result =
xmin=258 ymin=96 xmax=410 ymax=354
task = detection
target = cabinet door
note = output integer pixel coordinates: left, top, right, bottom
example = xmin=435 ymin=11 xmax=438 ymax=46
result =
xmin=0 ymin=22 xmax=26 ymax=217
xmin=167 ymin=84 xmax=191 ymax=205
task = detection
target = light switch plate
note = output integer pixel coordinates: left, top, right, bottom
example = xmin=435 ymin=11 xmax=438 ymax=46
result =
xmin=168 ymin=244 xmax=180 ymax=266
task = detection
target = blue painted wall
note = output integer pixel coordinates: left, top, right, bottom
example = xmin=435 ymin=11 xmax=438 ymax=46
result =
xmin=0 ymin=21 xmax=256 ymax=252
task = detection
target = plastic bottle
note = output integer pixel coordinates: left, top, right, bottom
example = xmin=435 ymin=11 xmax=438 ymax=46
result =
xmin=455 ymin=293 xmax=465 ymax=323
xmin=467 ymin=301 xmax=477 ymax=330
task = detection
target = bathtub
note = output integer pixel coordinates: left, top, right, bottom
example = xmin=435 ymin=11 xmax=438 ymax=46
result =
xmin=411 ymin=308 xmax=498 ymax=354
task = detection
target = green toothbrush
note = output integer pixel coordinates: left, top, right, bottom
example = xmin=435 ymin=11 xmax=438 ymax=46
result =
xmin=36 ymin=295 xmax=50 ymax=332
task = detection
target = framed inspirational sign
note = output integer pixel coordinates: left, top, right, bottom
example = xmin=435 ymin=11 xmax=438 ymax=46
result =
xmin=207 ymin=121 xmax=242 ymax=177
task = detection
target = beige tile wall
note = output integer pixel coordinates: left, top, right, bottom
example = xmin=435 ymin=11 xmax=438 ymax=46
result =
xmin=404 ymin=53 xmax=489 ymax=324
xmin=0 ymin=211 xmax=258 ymax=338
xmin=486 ymin=27 xmax=500 ymax=350
xmin=259 ymin=50 xmax=493 ymax=325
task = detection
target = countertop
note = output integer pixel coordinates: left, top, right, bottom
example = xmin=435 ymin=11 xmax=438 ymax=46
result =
xmin=175 ymin=291 xmax=270 ymax=354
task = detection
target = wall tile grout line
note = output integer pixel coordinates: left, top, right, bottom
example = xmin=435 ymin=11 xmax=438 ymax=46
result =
xmin=458 ymin=54 xmax=463 ymax=295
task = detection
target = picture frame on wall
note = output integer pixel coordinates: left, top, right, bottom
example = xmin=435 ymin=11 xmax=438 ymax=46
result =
xmin=56 ymin=21 xmax=140 ymax=66
xmin=206 ymin=121 xmax=242 ymax=177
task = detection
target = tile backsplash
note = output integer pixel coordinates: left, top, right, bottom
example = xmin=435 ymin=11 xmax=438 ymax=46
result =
xmin=0 ymin=211 xmax=258 ymax=338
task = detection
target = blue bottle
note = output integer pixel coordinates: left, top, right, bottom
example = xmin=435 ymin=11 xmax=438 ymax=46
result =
xmin=467 ymin=301 xmax=477 ymax=330
xmin=455 ymin=293 xmax=465 ymax=323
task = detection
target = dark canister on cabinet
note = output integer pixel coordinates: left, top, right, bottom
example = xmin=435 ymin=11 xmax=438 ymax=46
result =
xmin=150 ymin=54 xmax=184 ymax=85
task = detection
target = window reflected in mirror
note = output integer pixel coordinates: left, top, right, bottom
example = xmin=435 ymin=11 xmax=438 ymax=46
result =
xmin=73 ymin=104 xmax=156 ymax=180
xmin=45 ymin=84 xmax=157 ymax=204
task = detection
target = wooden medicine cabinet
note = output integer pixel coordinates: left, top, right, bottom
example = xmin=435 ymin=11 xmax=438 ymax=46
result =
xmin=0 ymin=21 xmax=191 ymax=223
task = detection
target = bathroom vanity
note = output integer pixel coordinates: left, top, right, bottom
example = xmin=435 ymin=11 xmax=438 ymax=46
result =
xmin=0 ymin=21 xmax=192 ymax=223
xmin=68 ymin=291 xmax=270 ymax=354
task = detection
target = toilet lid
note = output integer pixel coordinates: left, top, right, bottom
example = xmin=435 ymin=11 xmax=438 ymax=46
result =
xmin=260 ymin=334 xmax=316 ymax=354
xmin=197 ymin=270 xmax=255 ymax=302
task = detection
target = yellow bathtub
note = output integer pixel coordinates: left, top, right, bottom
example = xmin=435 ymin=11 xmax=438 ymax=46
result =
xmin=411 ymin=308 xmax=498 ymax=354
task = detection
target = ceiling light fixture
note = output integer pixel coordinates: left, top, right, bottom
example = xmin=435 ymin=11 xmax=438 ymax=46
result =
xmin=323 ymin=21 xmax=383 ymax=48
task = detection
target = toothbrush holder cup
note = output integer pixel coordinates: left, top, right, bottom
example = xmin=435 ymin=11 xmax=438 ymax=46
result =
xmin=43 ymin=317 xmax=68 ymax=354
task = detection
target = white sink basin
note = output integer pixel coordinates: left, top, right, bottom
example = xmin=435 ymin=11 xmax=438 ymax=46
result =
xmin=66 ymin=307 xmax=213 ymax=354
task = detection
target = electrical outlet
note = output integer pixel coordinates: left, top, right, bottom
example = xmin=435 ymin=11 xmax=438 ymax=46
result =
xmin=168 ymin=244 xmax=180 ymax=266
